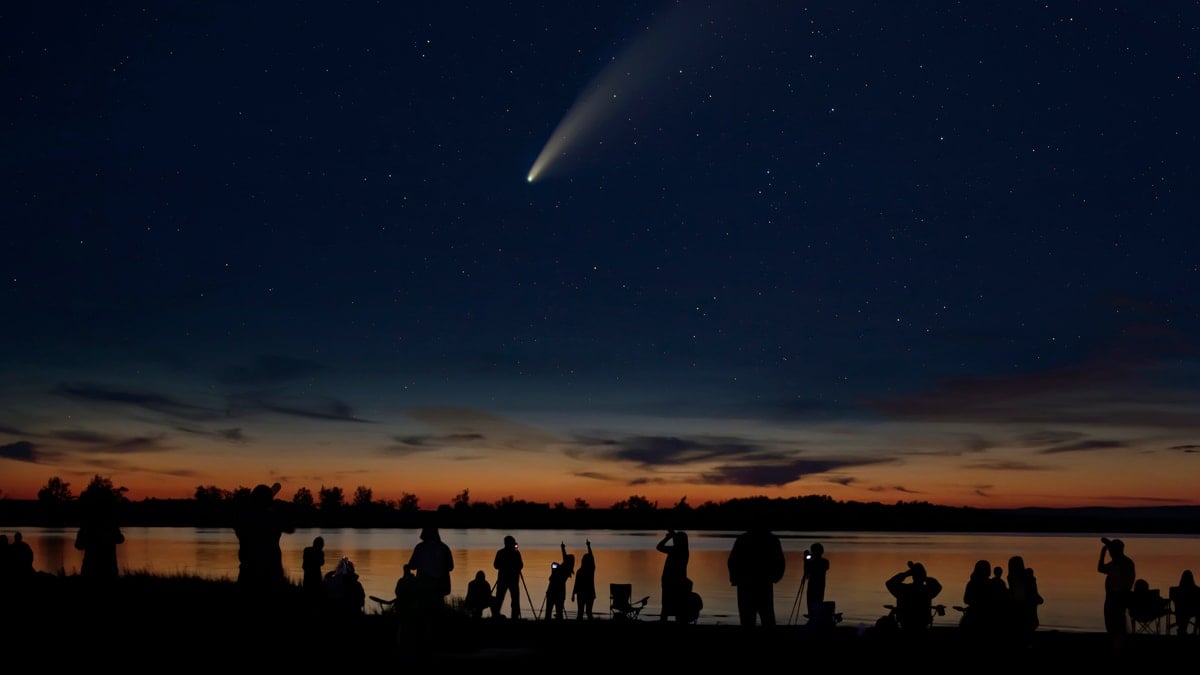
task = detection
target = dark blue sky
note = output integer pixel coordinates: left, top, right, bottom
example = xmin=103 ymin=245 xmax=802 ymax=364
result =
xmin=2 ymin=2 xmax=1197 ymax=508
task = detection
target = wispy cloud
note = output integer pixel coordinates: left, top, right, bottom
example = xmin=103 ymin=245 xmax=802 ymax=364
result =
xmin=56 ymin=382 xmax=223 ymax=422
xmin=1036 ymin=440 xmax=1127 ymax=455
xmin=700 ymin=457 xmax=892 ymax=487
xmin=0 ymin=440 xmax=38 ymax=462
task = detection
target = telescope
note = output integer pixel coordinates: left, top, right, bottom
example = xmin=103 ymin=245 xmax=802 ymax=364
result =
xmin=1100 ymin=537 xmax=1111 ymax=545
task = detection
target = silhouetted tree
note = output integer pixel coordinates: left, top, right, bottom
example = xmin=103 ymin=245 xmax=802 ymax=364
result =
xmin=352 ymin=486 xmax=373 ymax=508
xmin=574 ymin=498 xmax=590 ymax=510
xmin=38 ymin=476 xmax=74 ymax=503
xmin=35 ymin=476 xmax=74 ymax=524
xmin=292 ymin=487 xmax=315 ymax=509
xmin=193 ymin=485 xmax=229 ymax=502
xmin=80 ymin=475 xmax=128 ymax=509
xmin=319 ymin=485 xmax=344 ymax=512
xmin=453 ymin=489 xmax=471 ymax=511
xmin=612 ymin=495 xmax=656 ymax=511
xmin=398 ymin=492 xmax=420 ymax=514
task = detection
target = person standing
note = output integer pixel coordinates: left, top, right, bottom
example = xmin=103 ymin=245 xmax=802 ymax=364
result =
xmin=407 ymin=525 xmax=454 ymax=613
xmin=1098 ymin=537 xmax=1135 ymax=648
xmin=233 ymin=482 xmax=295 ymax=595
xmin=544 ymin=541 xmax=575 ymax=620
xmin=572 ymin=539 xmax=597 ymax=620
xmin=804 ymin=542 xmax=830 ymax=625
xmin=1006 ymin=555 xmax=1043 ymax=643
xmin=656 ymin=529 xmax=690 ymax=621
xmin=493 ymin=534 xmax=524 ymax=619
xmin=9 ymin=531 xmax=35 ymax=578
xmin=74 ymin=482 xmax=125 ymax=581
xmin=727 ymin=525 xmax=786 ymax=627
xmin=302 ymin=536 xmax=326 ymax=596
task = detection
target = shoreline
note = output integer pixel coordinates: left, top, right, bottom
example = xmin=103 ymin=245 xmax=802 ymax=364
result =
xmin=11 ymin=573 xmax=1193 ymax=666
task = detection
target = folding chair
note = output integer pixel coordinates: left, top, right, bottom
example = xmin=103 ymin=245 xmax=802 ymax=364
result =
xmin=1128 ymin=583 xmax=1170 ymax=635
xmin=609 ymin=583 xmax=649 ymax=620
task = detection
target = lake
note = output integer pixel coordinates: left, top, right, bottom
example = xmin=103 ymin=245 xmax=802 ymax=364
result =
xmin=6 ymin=526 xmax=1197 ymax=632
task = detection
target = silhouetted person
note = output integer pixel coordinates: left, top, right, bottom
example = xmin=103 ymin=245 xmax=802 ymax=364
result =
xmin=393 ymin=564 xmax=420 ymax=624
xmin=572 ymin=539 xmax=596 ymax=620
xmin=302 ymin=536 xmax=326 ymax=597
xmin=465 ymin=570 xmax=494 ymax=619
xmin=1170 ymin=569 xmax=1199 ymax=636
xmin=1006 ymin=555 xmax=1042 ymax=642
xmin=961 ymin=559 xmax=1005 ymax=637
xmin=886 ymin=561 xmax=943 ymax=634
xmin=727 ymin=526 xmax=786 ymax=627
xmin=656 ymin=529 xmax=690 ymax=621
xmin=407 ymin=525 xmax=454 ymax=614
xmin=74 ymin=485 xmax=126 ymax=581
xmin=804 ymin=542 xmax=831 ymax=625
xmin=9 ymin=531 xmax=34 ymax=578
xmin=493 ymin=534 xmax=524 ymax=619
xmin=233 ymin=482 xmax=296 ymax=595
xmin=0 ymin=534 xmax=9 ymax=583
xmin=544 ymin=541 xmax=574 ymax=620
xmin=1098 ymin=537 xmax=1135 ymax=648
xmin=325 ymin=556 xmax=365 ymax=618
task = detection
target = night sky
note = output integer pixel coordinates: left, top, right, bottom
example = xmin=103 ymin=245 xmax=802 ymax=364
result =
xmin=3 ymin=2 xmax=1197 ymax=509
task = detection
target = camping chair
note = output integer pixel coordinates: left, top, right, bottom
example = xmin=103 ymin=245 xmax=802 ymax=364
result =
xmin=610 ymin=583 xmax=649 ymax=621
xmin=1128 ymin=586 xmax=1170 ymax=635
xmin=804 ymin=600 xmax=843 ymax=628
xmin=880 ymin=602 xmax=946 ymax=631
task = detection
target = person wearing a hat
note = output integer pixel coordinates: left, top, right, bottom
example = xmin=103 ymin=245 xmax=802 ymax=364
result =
xmin=493 ymin=534 xmax=524 ymax=619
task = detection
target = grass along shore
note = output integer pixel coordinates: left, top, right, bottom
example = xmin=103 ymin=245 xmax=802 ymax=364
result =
xmin=5 ymin=571 xmax=1193 ymax=666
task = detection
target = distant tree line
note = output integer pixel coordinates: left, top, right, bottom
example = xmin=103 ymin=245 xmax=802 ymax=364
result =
xmin=2 ymin=475 xmax=1198 ymax=534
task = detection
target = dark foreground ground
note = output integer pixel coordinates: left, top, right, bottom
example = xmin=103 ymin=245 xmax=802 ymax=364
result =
xmin=7 ymin=573 xmax=1194 ymax=668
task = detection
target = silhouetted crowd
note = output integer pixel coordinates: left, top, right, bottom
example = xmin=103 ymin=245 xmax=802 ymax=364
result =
xmin=4 ymin=489 xmax=1199 ymax=652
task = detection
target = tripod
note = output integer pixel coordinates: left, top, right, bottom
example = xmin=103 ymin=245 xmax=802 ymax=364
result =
xmin=787 ymin=574 xmax=808 ymax=626
xmin=520 ymin=571 xmax=539 ymax=620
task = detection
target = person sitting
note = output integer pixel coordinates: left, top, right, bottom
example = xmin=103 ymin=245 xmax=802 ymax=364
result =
xmin=1128 ymin=577 xmax=1168 ymax=632
xmin=324 ymin=556 xmax=365 ymax=618
xmin=464 ymin=570 xmax=495 ymax=619
xmin=1170 ymin=569 xmax=1200 ymax=636
xmin=885 ymin=561 xmax=943 ymax=633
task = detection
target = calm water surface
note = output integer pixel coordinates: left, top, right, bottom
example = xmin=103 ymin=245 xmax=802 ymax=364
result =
xmin=7 ymin=526 xmax=1198 ymax=632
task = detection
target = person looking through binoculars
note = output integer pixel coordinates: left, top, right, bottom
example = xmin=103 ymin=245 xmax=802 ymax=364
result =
xmin=885 ymin=561 xmax=943 ymax=632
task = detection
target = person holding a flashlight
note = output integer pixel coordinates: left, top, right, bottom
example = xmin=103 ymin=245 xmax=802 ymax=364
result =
xmin=804 ymin=542 xmax=830 ymax=624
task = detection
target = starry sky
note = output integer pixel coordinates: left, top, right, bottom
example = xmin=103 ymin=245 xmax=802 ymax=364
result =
xmin=2 ymin=2 xmax=1198 ymax=509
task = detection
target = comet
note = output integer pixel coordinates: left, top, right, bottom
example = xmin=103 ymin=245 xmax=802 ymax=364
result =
xmin=527 ymin=3 xmax=715 ymax=184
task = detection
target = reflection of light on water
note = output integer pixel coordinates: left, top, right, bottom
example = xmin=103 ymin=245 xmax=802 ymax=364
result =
xmin=14 ymin=527 xmax=1195 ymax=631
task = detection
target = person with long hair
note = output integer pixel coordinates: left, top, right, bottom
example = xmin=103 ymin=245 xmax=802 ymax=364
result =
xmin=656 ymin=529 xmax=690 ymax=621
